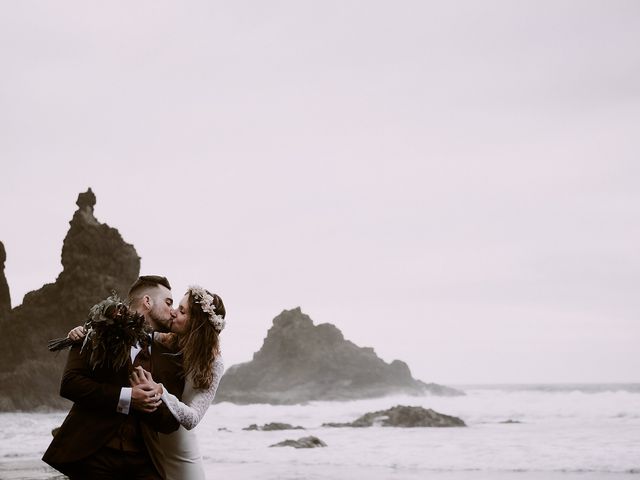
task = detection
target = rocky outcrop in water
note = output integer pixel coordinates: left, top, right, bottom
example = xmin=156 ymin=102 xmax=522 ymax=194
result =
xmin=322 ymin=405 xmax=466 ymax=428
xmin=243 ymin=423 xmax=305 ymax=431
xmin=0 ymin=241 xmax=10 ymax=319
xmin=0 ymin=189 xmax=140 ymax=411
xmin=269 ymin=436 xmax=327 ymax=448
xmin=216 ymin=308 xmax=463 ymax=404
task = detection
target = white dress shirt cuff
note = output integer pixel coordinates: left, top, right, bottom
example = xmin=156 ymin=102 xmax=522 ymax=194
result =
xmin=117 ymin=387 xmax=132 ymax=415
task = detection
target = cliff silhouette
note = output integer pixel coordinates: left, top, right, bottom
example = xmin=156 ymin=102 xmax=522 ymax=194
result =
xmin=0 ymin=241 xmax=10 ymax=318
xmin=0 ymin=189 xmax=461 ymax=410
xmin=216 ymin=307 xmax=463 ymax=404
xmin=0 ymin=189 xmax=140 ymax=410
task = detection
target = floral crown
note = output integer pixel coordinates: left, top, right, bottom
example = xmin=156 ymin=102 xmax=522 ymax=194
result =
xmin=187 ymin=285 xmax=225 ymax=333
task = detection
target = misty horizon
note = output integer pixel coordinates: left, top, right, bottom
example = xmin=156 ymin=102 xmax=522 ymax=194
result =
xmin=1 ymin=1 xmax=639 ymax=385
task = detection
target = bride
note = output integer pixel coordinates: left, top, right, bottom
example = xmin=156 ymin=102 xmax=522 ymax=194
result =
xmin=69 ymin=285 xmax=225 ymax=480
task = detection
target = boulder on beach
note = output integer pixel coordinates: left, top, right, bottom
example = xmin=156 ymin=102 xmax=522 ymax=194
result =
xmin=269 ymin=436 xmax=327 ymax=448
xmin=243 ymin=422 xmax=305 ymax=431
xmin=323 ymin=405 xmax=466 ymax=428
xmin=216 ymin=308 xmax=463 ymax=404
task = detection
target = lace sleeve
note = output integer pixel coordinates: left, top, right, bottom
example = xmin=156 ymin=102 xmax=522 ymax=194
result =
xmin=160 ymin=354 xmax=224 ymax=430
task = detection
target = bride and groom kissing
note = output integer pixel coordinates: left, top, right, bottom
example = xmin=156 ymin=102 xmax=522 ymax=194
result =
xmin=43 ymin=275 xmax=226 ymax=480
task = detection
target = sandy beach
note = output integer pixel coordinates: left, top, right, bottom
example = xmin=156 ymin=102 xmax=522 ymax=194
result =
xmin=1 ymin=459 xmax=638 ymax=480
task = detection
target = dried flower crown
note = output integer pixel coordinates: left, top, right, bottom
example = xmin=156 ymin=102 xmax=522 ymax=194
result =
xmin=187 ymin=285 xmax=225 ymax=333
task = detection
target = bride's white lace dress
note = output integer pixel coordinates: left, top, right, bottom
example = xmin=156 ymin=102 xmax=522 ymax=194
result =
xmin=146 ymin=354 xmax=225 ymax=480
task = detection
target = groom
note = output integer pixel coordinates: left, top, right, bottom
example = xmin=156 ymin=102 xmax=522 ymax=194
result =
xmin=43 ymin=275 xmax=185 ymax=479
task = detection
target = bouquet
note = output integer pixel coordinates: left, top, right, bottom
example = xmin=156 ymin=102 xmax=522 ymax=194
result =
xmin=48 ymin=292 xmax=151 ymax=370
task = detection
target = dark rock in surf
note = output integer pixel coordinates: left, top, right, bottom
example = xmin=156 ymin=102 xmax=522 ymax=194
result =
xmin=243 ymin=422 xmax=305 ymax=431
xmin=269 ymin=436 xmax=327 ymax=448
xmin=322 ymin=405 xmax=466 ymax=428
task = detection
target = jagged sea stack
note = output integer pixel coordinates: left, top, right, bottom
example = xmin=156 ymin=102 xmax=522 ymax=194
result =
xmin=216 ymin=307 xmax=462 ymax=404
xmin=0 ymin=241 xmax=10 ymax=319
xmin=0 ymin=189 xmax=141 ymax=410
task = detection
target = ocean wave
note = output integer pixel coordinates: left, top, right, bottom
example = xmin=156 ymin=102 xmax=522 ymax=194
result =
xmin=2 ymin=389 xmax=640 ymax=477
xmin=456 ymin=383 xmax=640 ymax=394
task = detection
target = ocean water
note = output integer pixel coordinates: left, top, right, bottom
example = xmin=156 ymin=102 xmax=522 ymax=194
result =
xmin=1 ymin=384 xmax=639 ymax=479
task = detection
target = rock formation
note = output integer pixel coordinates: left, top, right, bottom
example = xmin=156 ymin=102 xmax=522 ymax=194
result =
xmin=216 ymin=308 xmax=463 ymax=404
xmin=269 ymin=436 xmax=327 ymax=448
xmin=243 ymin=423 xmax=305 ymax=431
xmin=322 ymin=405 xmax=466 ymax=428
xmin=0 ymin=241 xmax=10 ymax=319
xmin=0 ymin=189 xmax=140 ymax=411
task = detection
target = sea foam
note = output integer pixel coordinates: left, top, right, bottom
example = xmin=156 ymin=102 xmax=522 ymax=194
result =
xmin=1 ymin=385 xmax=638 ymax=478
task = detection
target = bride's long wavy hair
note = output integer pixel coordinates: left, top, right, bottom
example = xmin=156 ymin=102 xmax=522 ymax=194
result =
xmin=176 ymin=290 xmax=225 ymax=389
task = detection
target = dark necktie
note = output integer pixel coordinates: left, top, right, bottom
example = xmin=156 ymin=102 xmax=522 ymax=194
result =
xmin=133 ymin=342 xmax=151 ymax=371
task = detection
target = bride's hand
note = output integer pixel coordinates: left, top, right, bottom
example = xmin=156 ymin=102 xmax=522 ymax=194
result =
xmin=130 ymin=366 xmax=157 ymax=387
xmin=67 ymin=326 xmax=86 ymax=341
xmin=130 ymin=367 xmax=163 ymax=394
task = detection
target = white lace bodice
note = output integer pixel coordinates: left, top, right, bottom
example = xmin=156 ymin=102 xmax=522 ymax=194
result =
xmin=160 ymin=354 xmax=224 ymax=430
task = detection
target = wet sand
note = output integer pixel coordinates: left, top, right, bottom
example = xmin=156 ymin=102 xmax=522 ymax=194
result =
xmin=1 ymin=459 xmax=638 ymax=480
xmin=0 ymin=460 xmax=66 ymax=480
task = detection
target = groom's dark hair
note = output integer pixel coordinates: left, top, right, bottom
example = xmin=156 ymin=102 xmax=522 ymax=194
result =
xmin=127 ymin=275 xmax=171 ymax=306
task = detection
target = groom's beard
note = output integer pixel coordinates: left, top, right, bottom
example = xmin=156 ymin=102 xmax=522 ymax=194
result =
xmin=148 ymin=308 xmax=173 ymax=333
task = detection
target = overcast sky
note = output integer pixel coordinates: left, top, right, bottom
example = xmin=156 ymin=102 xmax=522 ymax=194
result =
xmin=1 ymin=1 xmax=639 ymax=384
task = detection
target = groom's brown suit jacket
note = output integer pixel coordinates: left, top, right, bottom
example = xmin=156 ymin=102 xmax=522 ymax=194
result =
xmin=42 ymin=339 xmax=184 ymax=475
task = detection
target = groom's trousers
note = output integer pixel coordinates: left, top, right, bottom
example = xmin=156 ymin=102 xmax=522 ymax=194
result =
xmin=63 ymin=445 xmax=161 ymax=480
